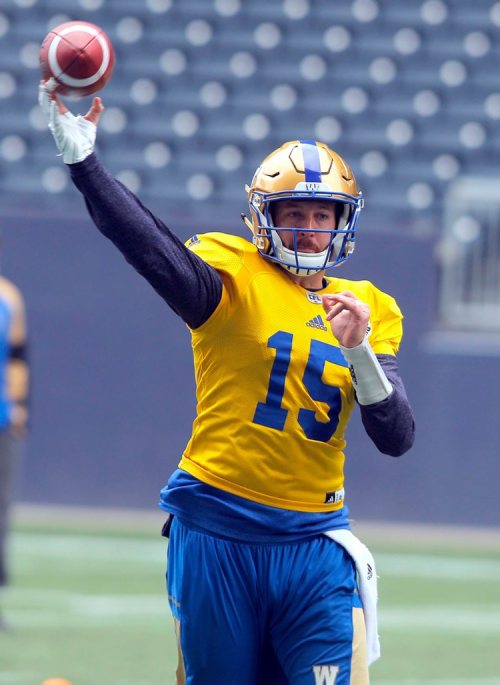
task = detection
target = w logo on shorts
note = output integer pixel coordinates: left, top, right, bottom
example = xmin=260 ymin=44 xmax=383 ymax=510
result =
xmin=312 ymin=664 xmax=339 ymax=684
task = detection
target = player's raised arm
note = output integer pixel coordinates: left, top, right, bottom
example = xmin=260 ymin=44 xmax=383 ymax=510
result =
xmin=38 ymin=81 xmax=222 ymax=329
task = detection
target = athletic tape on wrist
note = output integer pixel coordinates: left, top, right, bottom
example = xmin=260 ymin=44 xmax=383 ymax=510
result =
xmin=340 ymin=336 xmax=393 ymax=405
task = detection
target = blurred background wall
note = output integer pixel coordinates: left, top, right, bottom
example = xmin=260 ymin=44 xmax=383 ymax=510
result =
xmin=1 ymin=0 xmax=499 ymax=526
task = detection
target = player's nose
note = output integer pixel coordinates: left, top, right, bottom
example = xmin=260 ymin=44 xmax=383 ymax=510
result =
xmin=301 ymin=212 xmax=318 ymax=230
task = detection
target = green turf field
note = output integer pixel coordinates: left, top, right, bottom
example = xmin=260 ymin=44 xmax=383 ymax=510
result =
xmin=1 ymin=510 xmax=499 ymax=685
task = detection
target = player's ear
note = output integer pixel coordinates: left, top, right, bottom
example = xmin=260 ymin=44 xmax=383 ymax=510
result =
xmin=85 ymin=97 xmax=104 ymax=126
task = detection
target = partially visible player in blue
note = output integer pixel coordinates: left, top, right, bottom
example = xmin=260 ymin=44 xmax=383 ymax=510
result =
xmin=0 ymin=272 xmax=29 ymax=630
xmin=39 ymin=82 xmax=415 ymax=685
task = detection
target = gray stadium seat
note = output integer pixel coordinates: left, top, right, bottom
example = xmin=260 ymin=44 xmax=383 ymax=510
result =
xmin=1 ymin=0 xmax=499 ymax=216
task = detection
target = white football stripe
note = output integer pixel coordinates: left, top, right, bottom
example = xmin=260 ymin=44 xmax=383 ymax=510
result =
xmin=376 ymin=552 xmax=500 ymax=581
xmin=7 ymin=586 xmax=500 ymax=633
xmin=380 ymin=606 xmax=500 ymax=633
xmin=47 ymin=25 xmax=110 ymax=88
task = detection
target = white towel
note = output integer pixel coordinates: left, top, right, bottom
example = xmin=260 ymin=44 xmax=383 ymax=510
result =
xmin=323 ymin=528 xmax=381 ymax=665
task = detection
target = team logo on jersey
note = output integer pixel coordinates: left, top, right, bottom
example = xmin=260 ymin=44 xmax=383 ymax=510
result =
xmin=306 ymin=291 xmax=322 ymax=304
xmin=312 ymin=665 xmax=340 ymax=684
xmin=325 ymin=488 xmax=344 ymax=504
xmin=187 ymin=234 xmax=201 ymax=247
xmin=306 ymin=314 xmax=327 ymax=331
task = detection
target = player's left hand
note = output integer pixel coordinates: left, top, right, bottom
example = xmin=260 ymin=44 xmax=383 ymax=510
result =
xmin=322 ymin=291 xmax=370 ymax=348
xmin=38 ymin=78 xmax=104 ymax=164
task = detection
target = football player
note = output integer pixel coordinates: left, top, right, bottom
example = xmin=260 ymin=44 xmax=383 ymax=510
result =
xmin=39 ymin=81 xmax=415 ymax=685
xmin=0 ymin=272 xmax=29 ymax=629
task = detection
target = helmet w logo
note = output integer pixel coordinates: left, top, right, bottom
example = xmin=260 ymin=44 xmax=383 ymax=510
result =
xmin=305 ymin=182 xmax=321 ymax=191
xmin=312 ymin=665 xmax=339 ymax=684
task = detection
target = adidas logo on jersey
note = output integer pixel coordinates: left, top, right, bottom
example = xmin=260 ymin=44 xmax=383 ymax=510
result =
xmin=325 ymin=488 xmax=345 ymax=504
xmin=306 ymin=315 xmax=327 ymax=331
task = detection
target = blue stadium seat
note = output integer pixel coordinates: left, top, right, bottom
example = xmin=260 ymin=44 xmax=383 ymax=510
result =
xmin=1 ymin=0 xmax=499 ymax=217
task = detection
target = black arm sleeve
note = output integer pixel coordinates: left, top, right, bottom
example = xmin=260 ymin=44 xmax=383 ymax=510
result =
xmin=69 ymin=153 xmax=223 ymax=329
xmin=359 ymin=354 xmax=415 ymax=457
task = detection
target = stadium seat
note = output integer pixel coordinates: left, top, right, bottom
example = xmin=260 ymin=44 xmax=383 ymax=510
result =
xmin=2 ymin=0 xmax=500 ymax=216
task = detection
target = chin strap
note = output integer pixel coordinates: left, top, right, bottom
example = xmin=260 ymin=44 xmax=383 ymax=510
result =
xmin=241 ymin=213 xmax=254 ymax=232
xmin=340 ymin=336 xmax=393 ymax=405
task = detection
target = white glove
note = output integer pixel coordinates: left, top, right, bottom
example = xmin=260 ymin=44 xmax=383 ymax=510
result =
xmin=38 ymin=79 xmax=97 ymax=164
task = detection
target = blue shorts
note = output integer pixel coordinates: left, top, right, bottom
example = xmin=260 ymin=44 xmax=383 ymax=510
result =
xmin=166 ymin=517 xmax=367 ymax=685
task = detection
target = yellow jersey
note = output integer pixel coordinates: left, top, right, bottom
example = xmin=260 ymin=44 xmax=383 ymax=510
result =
xmin=178 ymin=233 xmax=403 ymax=512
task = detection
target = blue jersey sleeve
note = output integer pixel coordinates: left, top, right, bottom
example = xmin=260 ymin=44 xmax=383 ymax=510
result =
xmin=69 ymin=153 xmax=222 ymax=329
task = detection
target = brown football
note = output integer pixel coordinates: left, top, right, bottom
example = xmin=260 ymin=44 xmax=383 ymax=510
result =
xmin=40 ymin=21 xmax=115 ymax=99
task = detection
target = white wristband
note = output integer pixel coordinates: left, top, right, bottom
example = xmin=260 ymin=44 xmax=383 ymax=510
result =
xmin=340 ymin=336 xmax=393 ymax=405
